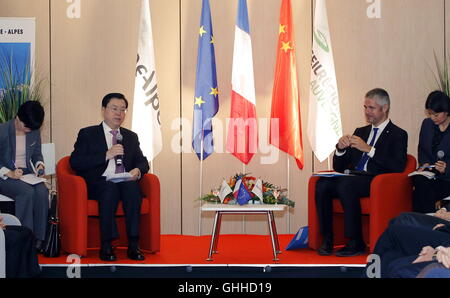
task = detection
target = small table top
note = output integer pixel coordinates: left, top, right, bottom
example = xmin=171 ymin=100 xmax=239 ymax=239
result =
xmin=201 ymin=203 xmax=286 ymax=212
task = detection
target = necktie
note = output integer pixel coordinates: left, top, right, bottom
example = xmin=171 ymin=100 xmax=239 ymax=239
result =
xmin=355 ymin=127 xmax=379 ymax=171
xmin=110 ymin=130 xmax=125 ymax=174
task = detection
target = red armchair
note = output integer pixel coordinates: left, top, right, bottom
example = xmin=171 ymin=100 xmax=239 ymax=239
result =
xmin=308 ymin=154 xmax=416 ymax=252
xmin=56 ymin=156 xmax=160 ymax=257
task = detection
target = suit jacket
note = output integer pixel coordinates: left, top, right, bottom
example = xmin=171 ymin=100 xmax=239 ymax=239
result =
xmin=0 ymin=120 xmax=43 ymax=175
xmin=418 ymin=118 xmax=450 ymax=179
xmin=69 ymin=123 xmax=149 ymax=183
xmin=333 ymin=120 xmax=408 ymax=175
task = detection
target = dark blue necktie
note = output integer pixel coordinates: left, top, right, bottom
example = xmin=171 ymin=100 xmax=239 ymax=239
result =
xmin=356 ymin=127 xmax=379 ymax=171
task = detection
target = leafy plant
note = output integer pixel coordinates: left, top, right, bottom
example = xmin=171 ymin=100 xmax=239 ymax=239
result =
xmin=0 ymin=50 xmax=44 ymax=123
xmin=433 ymin=51 xmax=449 ymax=96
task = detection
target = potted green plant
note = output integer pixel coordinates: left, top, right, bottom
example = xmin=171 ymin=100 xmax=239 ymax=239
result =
xmin=433 ymin=51 xmax=449 ymax=96
xmin=0 ymin=51 xmax=44 ymax=123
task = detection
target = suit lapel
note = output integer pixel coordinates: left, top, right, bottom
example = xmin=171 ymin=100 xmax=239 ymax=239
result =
xmin=374 ymin=120 xmax=392 ymax=147
xmin=98 ymin=123 xmax=108 ymax=151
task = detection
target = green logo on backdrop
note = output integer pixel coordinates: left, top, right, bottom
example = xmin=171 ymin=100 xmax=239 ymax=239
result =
xmin=313 ymin=29 xmax=329 ymax=53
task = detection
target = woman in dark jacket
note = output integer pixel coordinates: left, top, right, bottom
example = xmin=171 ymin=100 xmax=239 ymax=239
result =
xmin=413 ymin=91 xmax=450 ymax=213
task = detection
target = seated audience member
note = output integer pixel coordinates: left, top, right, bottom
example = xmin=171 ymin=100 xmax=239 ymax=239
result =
xmin=0 ymin=101 xmax=48 ymax=250
xmin=315 ymin=88 xmax=408 ymax=257
xmin=412 ymin=91 xmax=450 ymax=213
xmin=1 ymin=215 xmax=41 ymax=278
xmin=367 ymin=212 xmax=450 ymax=277
xmin=70 ymin=93 xmax=149 ymax=262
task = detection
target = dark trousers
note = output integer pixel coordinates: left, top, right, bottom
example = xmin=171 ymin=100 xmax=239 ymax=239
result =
xmin=5 ymin=226 xmax=41 ymax=278
xmin=371 ymin=223 xmax=450 ymax=277
xmin=315 ymin=176 xmax=373 ymax=242
xmin=412 ymin=176 xmax=450 ymax=213
xmin=87 ymin=179 xmax=143 ymax=244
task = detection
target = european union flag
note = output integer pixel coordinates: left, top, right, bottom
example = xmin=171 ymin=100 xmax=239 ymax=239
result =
xmin=236 ymin=181 xmax=252 ymax=205
xmin=192 ymin=0 xmax=219 ymax=160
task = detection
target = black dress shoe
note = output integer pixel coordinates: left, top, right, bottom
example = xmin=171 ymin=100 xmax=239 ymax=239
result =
xmin=127 ymin=247 xmax=145 ymax=261
xmin=335 ymin=240 xmax=366 ymax=257
xmin=99 ymin=245 xmax=117 ymax=262
xmin=317 ymin=239 xmax=334 ymax=256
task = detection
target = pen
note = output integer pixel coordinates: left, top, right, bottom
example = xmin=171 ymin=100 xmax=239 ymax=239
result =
xmin=417 ymin=165 xmax=436 ymax=169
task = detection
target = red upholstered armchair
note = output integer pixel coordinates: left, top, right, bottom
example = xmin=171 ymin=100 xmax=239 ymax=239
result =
xmin=308 ymin=154 xmax=416 ymax=252
xmin=56 ymin=156 xmax=160 ymax=257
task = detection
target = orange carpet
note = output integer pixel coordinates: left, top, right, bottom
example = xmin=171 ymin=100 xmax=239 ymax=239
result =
xmin=39 ymin=234 xmax=368 ymax=265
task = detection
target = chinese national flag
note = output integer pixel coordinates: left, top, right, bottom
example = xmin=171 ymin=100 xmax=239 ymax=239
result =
xmin=270 ymin=0 xmax=304 ymax=169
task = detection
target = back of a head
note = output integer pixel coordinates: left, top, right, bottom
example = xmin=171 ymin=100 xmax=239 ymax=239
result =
xmin=365 ymin=88 xmax=390 ymax=109
xmin=425 ymin=90 xmax=450 ymax=113
xmin=17 ymin=100 xmax=45 ymax=131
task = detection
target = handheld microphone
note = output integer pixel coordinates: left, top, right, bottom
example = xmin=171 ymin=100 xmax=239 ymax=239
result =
xmin=115 ymin=132 xmax=124 ymax=166
xmin=437 ymin=150 xmax=445 ymax=161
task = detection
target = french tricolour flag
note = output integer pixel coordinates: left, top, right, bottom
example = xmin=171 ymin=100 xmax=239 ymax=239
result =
xmin=226 ymin=0 xmax=257 ymax=165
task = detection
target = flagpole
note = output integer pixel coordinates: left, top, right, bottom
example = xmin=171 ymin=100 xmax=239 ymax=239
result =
xmin=242 ymin=163 xmax=246 ymax=234
xmin=198 ymin=138 xmax=204 ymax=236
xmin=287 ymin=154 xmax=290 ymax=234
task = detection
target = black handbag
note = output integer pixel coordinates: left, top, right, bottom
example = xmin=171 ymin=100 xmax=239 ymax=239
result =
xmin=43 ymin=191 xmax=61 ymax=258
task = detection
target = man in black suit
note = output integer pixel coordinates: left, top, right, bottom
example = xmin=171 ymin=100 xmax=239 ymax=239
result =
xmin=315 ymin=88 xmax=408 ymax=257
xmin=70 ymin=93 xmax=149 ymax=261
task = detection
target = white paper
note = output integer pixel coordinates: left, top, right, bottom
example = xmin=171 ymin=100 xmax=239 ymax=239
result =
xmin=20 ymin=174 xmax=46 ymax=185
xmin=312 ymin=171 xmax=352 ymax=177
xmin=408 ymin=171 xmax=435 ymax=179
xmin=106 ymin=172 xmax=133 ymax=183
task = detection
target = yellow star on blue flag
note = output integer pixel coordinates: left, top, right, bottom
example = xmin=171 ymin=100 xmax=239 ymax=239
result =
xmin=192 ymin=0 xmax=219 ymax=160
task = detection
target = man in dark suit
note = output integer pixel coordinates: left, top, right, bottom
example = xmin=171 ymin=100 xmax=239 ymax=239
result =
xmin=70 ymin=93 xmax=149 ymax=261
xmin=315 ymin=88 xmax=408 ymax=257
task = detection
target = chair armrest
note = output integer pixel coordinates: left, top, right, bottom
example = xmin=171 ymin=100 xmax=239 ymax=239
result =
xmin=370 ymin=172 xmax=413 ymax=214
xmin=139 ymin=173 xmax=160 ymax=212
xmin=369 ymin=172 xmax=413 ymax=250
xmin=57 ymin=173 xmax=88 ymax=230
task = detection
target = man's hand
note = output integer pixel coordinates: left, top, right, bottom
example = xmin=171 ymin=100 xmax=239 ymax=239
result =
xmin=337 ymin=135 xmax=352 ymax=150
xmin=106 ymin=144 xmax=124 ymax=160
xmin=413 ymin=246 xmax=436 ymax=263
xmin=129 ymin=168 xmax=141 ymax=181
xmin=436 ymin=247 xmax=450 ymax=268
xmin=417 ymin=163 xmax=430 ymax=172
xmin=0 ymin=216 xmax=5 ymax=230
xmin=435 ymin=161 xmax=447 ymax=174
xmin=5 ymin=168 xmax=23 ymax=179
xmin=350 ymin=135 xmax=372 ymax=153
xmin=435 ymin=210 xmax=450 ymax=221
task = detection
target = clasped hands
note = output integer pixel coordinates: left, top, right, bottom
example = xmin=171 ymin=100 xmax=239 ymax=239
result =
xmin=337 ymin=135 xmax=372 ymax=153
xmin=413 ymin=245 xmax=450 ymax=268
xmin=106 ymin=144 xmax=140 ymax=181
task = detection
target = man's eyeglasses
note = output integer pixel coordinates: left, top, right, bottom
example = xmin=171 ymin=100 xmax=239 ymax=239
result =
xmin=106 ymin=106 xmax=127 ymax=114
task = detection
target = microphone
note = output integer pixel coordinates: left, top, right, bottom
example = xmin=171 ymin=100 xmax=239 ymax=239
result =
xmin=437 ymin=150 xmax=445 ymax=161
xmin=115 ymin=132 xmax=124 ymax=166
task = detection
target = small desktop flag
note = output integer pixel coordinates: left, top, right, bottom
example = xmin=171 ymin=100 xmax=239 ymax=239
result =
xmin=219 ymin=179 xmax=233 ymax=202
xmin=236 ymin=181 xmax=252 ymax=205
xmin=251 ymin=178 xmax=263 ymax=201
xmin=192 ymin=0 xmax=219 ymax=160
